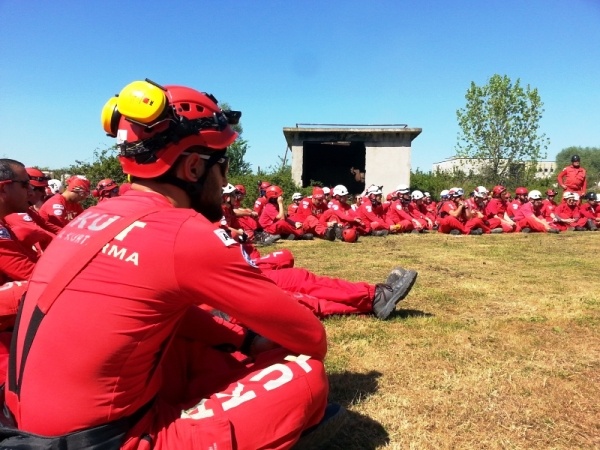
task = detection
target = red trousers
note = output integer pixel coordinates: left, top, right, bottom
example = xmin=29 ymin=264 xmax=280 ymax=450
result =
xmin=264 ymin=268 xmax=375 ymax=317
xmin=123 ymin=344 xmax=328 ymax=450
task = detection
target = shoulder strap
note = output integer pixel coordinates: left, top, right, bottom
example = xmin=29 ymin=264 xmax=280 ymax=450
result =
xmin=9 ymin=206 xmax=161 ymax=398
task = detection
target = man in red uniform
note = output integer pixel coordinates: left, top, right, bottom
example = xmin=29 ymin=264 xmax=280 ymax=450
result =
xmin=512 ymin=190 xmax=559 ymax=233
xmin=6 ymin=82 xmax=336 ymax=449
xmin=291 ymin=187 xmax=336 ymax=241
xmin=259 ymin=185 xmax=311 ymax=240
xmin=437 ymin=188 xmax=484 ymax=235
xmin=287 ymin=192 xmax=303 ymax=216
xmin=557 ymin=154 xmax=587 ymax=196
xmin=39 ymin=174 xmax=90 ymax=228
xmin=554 ymin=191 xmax=588 ymax=231
xmin=0 ymin=159 xmax=40 ymax=381
xmin=357 ymin=185 xmax=391 ymax=236
xmin=580 ymin=192 xmax=600 ymax=231
xmin=326 ymin=184 xmax=367 ymax=238
xmin=253 ymin=180 xmax=271 ymax=217
xmin=92 ymin=178 xmax=120 ymax=202
xmin=229 ymin=184 xmax=260 ymax=242
xmin=484 ymin=185 xmax=516 ymax=233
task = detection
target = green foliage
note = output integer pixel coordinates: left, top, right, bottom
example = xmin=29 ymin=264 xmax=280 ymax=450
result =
xmin=220 ymin=102 xmax=252 ymax=177
xmin=554 ymin=146 xmax=600 ymax=188
xmin=456 ymin=74 xmax=550 ymax=186
xmin=410 ymin=168 xmax=557 ymax=200
xmin=228 ymin=158 xmax=310 ymax=208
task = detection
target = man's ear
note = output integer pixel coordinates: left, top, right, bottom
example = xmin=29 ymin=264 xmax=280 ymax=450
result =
xmin=178 ymin=153 xmax=203 ymax=182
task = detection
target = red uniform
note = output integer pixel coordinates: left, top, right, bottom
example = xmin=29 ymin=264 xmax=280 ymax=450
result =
xmin=554 ymin=202 xmax=587 ymax=230
xmin=259 ymin=202 xmax=303 ymax=237
xmin=385 ymin=200 xmax=414 ymax=232
xmin=7 ymin=190 xmax=328 ymax=449
xmin=512 ymin=201 xmax=553 ymax=232
xmin=253 ymin=196 xmax=267 ymax=216
xmin=4 ymin=213 xmax=54 ymax=256
xmin=38 ymin=193 xmax=84 ymax=228
xmin=357 ymin=198 xmax=387 ymax=233
xmin=484 ymin=198 xmax=515 ymax=232
xmin=557 ymin=165 xmax=587 ymax=195
xmin=291 ymin=198 xmax=329 ymax=238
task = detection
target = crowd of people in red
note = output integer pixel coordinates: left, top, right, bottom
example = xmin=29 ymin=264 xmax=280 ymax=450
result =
xmin=218 ymin=155 xmax=597 ymax=243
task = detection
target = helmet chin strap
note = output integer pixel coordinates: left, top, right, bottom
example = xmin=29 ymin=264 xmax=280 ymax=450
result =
xmin=156 ymin=150 xmax=226 ymax=217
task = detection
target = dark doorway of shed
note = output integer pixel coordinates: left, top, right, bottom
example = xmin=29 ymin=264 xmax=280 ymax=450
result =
xmin=302 ymin=141 xmax=366 ymax=194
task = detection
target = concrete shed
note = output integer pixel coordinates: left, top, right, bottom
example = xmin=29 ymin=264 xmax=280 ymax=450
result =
xmin=283 ymin=124 xmax=422 ymax=195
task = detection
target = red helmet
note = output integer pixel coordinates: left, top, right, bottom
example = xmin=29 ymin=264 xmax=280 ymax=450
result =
xmin=92 ymin=178 xmax=119 ymax=198
xmin=235 ymin=184 xmax=246 ymax=195
xmin=515 ymin=187 xmax=528 ymax=196
xmin=492 ymin=185 xmax=506 ymax=197
xmin=102 ymin=80 xmax=239 ymax=178
xmin=66 ymin=175 xmax=91 ymax=193
xmin=312 ymin=187 xmax=325 ymax=199
xmin=259 ymin=181 xmax=271 ymax=190
xmin=265 ymin=185 xmax=283 ymax=200
xmin=546 ymin=189 xmax=557 ymax=196
xmin=341 ymin=227 xmax=358 ymax=243
xmin=25 ymin=167 xmax=49 ymax=188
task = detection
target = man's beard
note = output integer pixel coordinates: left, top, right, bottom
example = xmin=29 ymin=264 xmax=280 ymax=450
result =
xmin=192 ymin=198 xmax=223 ymax=222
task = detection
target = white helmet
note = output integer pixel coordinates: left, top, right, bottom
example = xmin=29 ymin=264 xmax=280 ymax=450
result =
xmin=563 ymin=191 xmax=576 ymax=200
xmin=440 ymin=189 xmax=450 ymax=198
xmin=572 ymin=192 xmax=580 ymax=201
xmin=367 ymin=185 xmax=383 ymax=196
xmin=292 ymin=192 xmax=303 ymax=200
xmin=322 ymin=187 xmax=330 ymax=195
xmin=476 ymin=186 xmax=489 ymax=195
xmin=528 ymin=190 xmax=542 ymax=200
xmin=411 ymin=190 xmax=424 ymax=200
xmin=424 ymin=191 xmax=431 ymax=198
xmin=473 ymin=190 xmax=486 ymax=199
xmin=47 ymin=179 xmax=62 ymax=194
xmin=395 ymin=183 xmax=410 ymax=194
xmin=332 ymin=184 xmax=349 ymax=196
xmin=222 ymin=183 xmax=236 ymax=194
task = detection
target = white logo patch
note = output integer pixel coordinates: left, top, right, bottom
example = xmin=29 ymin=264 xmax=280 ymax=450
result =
xmin=213 ymin=228 xmax=238 ymax=247
xmin=241 ymin=245 xmax=258 ymax=268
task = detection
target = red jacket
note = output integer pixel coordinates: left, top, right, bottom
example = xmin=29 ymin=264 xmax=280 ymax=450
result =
xmin=557 ymin=165 xmax=587 ymax=195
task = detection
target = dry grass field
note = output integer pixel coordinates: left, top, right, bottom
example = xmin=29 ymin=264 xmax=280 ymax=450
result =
xmin=283 ymin=232 xmax=599 ymax=450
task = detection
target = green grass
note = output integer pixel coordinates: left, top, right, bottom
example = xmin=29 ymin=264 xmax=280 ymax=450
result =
xmin=279 ymin=231 xmax=600 ymax=449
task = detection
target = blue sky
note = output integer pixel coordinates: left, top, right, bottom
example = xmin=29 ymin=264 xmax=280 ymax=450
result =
xmin=1 ymin=0 xmax=598 ymax=173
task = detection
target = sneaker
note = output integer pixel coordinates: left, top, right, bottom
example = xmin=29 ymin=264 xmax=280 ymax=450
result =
xmin=574 ymin=226 xmax=587 ymax=231
xmin=491 ymin=228 xmax=503 ymax=234
xmin=300 ymin=233 xmax=314 ymax=240
xmin=411 ymin=229 xmax=420 ymax=234
xmin=586 ymin=219 xmax=598 ymax=231
xmin=449 ymin=229 xmax=461 ymax=235
xmin=469 ymin=228 xmax=483 ymax=236
xmin=521 ymin=227 xmax=531 ymax=233
xmin=372 ymin=230 xmax=389 ymax=237
xmin=286 ymin=234 xmax=296 ymax=240
xmin=334 ymin=224 xmax=343 ymax=240
xmin=261 ymin=233 xmax=281 ymax=246
xmin=294 ymin=403 xmax=348 ymax=450
xmin=373 ymin=275 xmax=417 ymax=320
xmin=323 ymin=226 xmax=336 ymax=241
xmin=547 ymin=228 xmax=560 ymax=234
xmin=385 ymin=267 xmax=418 ymax=301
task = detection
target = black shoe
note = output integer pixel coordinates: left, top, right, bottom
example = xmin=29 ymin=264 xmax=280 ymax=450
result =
xmin=300 ymin=233 xmax=314 ymax=240
xmin=334 ymin=224 xmax=343 ymax=240
xmin=293 ymin=403 xmax=348 ymax=450
xmin=286 ymin=234 xmax=296 ymax=240
xmin=574 ymin=226 xmax=587 ymax=231
xmin=324 ymin=226 xmax=336 ymax=241
xmin=586 ymin=219 xmax=598 ymax=231
xmin=260 ymin=233 xmax=281 ymax=246
xmin=449 ymin=229 xmax=461 ymax=235
xmin=491 ymin=228 xmax=503 ymax=234
xmin=372 ymin=230 xmax=389 ymax=237
xmin=385 ymin=267 xmax=418 ymax=301
xmin=547 ymin=228 xmax=560 ymax=234
xmin=521 ymin=227 xmax=531 ymax=233
xmin=469 ymin=228 xmax=483 ymax=236
xmin=373 ymin=277 xmax=416 ymax=320
xmin=411 ymin=229 xmax=420 ymax=234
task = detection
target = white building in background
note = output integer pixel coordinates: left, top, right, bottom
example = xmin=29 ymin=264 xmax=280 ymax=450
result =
xmin=432 ymin=157 xmax=556 ymax=179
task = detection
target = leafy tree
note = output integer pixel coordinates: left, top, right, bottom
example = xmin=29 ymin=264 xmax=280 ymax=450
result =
xmin=456 ymin=74 xmax=550 ymax=186
xmin=220 ymin=102 xmax=252 ymax=177
xmin=554 ymin=146 xmax=600 ymax=189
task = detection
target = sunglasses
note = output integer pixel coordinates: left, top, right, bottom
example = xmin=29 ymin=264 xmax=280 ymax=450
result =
xmin=0 ymin=179 xmax=30 ymax=189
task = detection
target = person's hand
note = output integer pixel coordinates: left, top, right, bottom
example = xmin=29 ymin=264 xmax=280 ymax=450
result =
xmin=277 ymin=196 xmax=284 ymax=204
xmin=251 ymin=211 xmax=258 ymax=218
xmin=295 ymin=222 xmax=303 ymax=229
